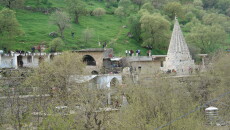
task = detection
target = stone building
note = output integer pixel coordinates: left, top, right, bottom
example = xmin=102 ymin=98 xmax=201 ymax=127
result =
xmin=0 ymin=52 xmax=60 ymax=69
xmin=122 ymin=56 xmax=166 ymax=75
xmin=163 ymin=17 xmax=195 ymax=75
xmin=74 ymin=48 xmax=114 ymax=74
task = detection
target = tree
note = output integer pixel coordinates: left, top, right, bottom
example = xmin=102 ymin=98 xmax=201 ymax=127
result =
xmin=183 ymin=17 xmax=201 ymax=32
xmin=82 ymin=28 xmax=94 ymax=44
xmin=202 ymin=13 xmax=230 ymax=33
xmin=50 ymin=10 xmax=70 ymax=39
xmin=163 ymin=2 xmax=184 ymax=19
xmin=151 ymin=0 xmax=168 ymax=9
xmin=141 ymin=2 xmax=157 ymax=14
xmin=107 ymin=74 xmax=206 ymax=130
xmin=23 ymin=52 xmax=112 ymax=129
xmin=186 ymin=24 xmax=227 ymax=53
xmin=140 ymin=13 xmax=170 ymax=50
xmin=0 ymin=8 xmax=22 ymax=48
xmin=49 ymin=38 xmax=64 ymax=52
xmin=0 ymin=8 xmax=21 ymax=36
xmin=66 ymin=0 xmax=87 ymax=24
xmin=92 ymin=8 xmax=106 ymax=17
xmin=193 ymin=0 xmax=203 ymax=8
xmin=0 ymin=0 xmax=24 ymax=9
xmin=116 ymin=0 xmax=133 ymax=17
xmin=128 ymin=15 xmax=141 ymax=41
xmin=114 ymin=7 xmax=126 ymax=20
xmin=216 ymin=0 xmax=230 ymax=14
xmin=131 ymin=0 xmax=145 ymax=9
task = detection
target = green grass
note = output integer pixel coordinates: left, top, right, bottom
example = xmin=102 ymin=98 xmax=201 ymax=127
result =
xmin=12 ymin=0 xmax=150 ymax=56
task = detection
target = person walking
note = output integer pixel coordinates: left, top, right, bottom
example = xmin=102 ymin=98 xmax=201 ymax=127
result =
xmin=125 ymin=50 xmax=128 ymax=57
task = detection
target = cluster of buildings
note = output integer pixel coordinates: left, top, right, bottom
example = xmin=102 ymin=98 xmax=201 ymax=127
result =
xmin=0 ymin=17 xmax=207 ymax=89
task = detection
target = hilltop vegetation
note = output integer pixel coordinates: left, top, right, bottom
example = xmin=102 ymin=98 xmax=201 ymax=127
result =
xmin=0 ymin=0 xmax=230 ymax=55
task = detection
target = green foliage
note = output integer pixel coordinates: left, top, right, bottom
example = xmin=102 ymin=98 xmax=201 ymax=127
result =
xmin=186 ymin=24 xmax=227 ymax=53
xmin=114 ymin=7 xmax=126 ymax=19
xmin=164 ymin=2 xmax=184 ymax=19
xmin=50 ymin=10 xmax=71 ymax=39
xmin=92 ymin=8 xmax=106 ymax=17
xmin=141 ymin=2 xmax=157 ymax=14
xmin=183 ymin=17 xmax=201 ymax=32
xmin=66 ymin=0 xmax=87 ymax=24
xmin=49 ymin=37 xmax=64 ymax=52
xmin=0 ymin=8 xmax=22 ymax=48
xmin=0 ymin=8 xmax=21 ymax=36
xmin=140 ymin=13 xmax=170 ymax=49
xmin=202 ymin=13 xmax=230 ymax=33
xmin=108 ymin=76 xmax=206 ymax=130
xmin=82 ymin=28 xmax=94 ymax=44
xmin=0 ymin=0 xmax=24 ymax=9
xmin=193 ymin=0 xmax=203 ymax=7
xmin=116 ymin=0 xmax=133 ymax=18
xmin=128 ymin=15 xmax=141 ymax=41
xmin=131 ymin=0 xmax=145 ymax=9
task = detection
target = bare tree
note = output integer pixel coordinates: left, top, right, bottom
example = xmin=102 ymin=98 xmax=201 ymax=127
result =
xmin=50 ymin=11 xmax=70 ymax=39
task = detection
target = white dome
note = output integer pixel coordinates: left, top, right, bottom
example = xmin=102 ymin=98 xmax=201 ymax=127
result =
xmin=205 ymin=106 xmax=218 ymax=111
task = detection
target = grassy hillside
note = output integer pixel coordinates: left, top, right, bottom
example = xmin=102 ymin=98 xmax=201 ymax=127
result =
xmin=1 ymin=0 xmax=155 ymax=56
xmin=1 ymin=0 xmax=229 ymax=55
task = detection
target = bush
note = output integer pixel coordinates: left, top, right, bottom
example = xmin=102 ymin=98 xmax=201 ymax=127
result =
xmin=92 ymin=8 xmax=106 ymax=17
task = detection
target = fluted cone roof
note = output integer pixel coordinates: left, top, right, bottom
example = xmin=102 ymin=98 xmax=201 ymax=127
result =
xmin=163 ymin=17 xmax=194 ymax=75
xmin=167 ymin=17 xmax=191 ymax=58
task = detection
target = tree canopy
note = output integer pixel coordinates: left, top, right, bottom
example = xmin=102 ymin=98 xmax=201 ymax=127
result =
xmin=140 ymin=13 xmax=170 ymax=49
xmin=186 ymin=24 xmax=227 ymax=53
xmin=50 ymin=10 xmax=70 ymax=39
xmin=65 ymin=0 xmax=87 ymax=24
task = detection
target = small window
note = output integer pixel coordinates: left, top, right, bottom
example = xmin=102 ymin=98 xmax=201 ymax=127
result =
xmin=27 ymin=56 xmax=32 ymax=63
xmin=160 ymin=61 xmax=163 ymax=67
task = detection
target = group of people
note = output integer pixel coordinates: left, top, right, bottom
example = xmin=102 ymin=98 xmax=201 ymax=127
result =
xmin=125 ymin=49 xmax=141 ymax=56
xmin=125 ymin=49 xmax=152 ymax=57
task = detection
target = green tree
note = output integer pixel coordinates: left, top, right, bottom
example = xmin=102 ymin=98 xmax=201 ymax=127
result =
xmin=50 ymin=10 xmax=70 ymax=39
xmin=128 ymin=15 xmax=141 ymax=41
xmin=114 ymin=7 xmax=126 ymax=19
xmin=163 ymin=2 xmax=184 ymax=19
xmin=183 ymin=17 xmax=201 ymax=32
xmin=193 ymin=0 xmax=203 ymax=8
xmin=216 ymin=0 xmax=230 ymax=14
xmin=131 ymin=0 xmax=145 ymax=9
xmin=66 ymin=0 xmax=87 ymax=24
xmin=202 ymin=0 xmax=217 ymax=9
xmin=0 ymin=0 xmax=24 ymax=9
xmin=82 ymin=28 xmax=94 ymax=44
xmin=202 ymin=13 xmax=230 ymax=33
xmin=49 ymin=38 xmax=64 ymax=52
xmin=116 ymin=0 xmax=133 ymax=18
xmin=186 ymin=24 xmax=227 ymax=53
xmin=151 ymin=0 xmax=168 ymax=9
xmin=92 ymin=8 xmax=106 ymax=17
xmin=0 ymin=8 xmax=22 ymax=48
xmin=140 ymin=13 xmax=170 ymax=49
xmin=141 ymin=2 xmax=157 ymax=14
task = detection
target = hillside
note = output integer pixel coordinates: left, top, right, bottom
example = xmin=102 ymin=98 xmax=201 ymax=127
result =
xmin=0 ymin=0 xmax=152 ymax=56
xmin=0 ymin=0 xmax=230 ymax=56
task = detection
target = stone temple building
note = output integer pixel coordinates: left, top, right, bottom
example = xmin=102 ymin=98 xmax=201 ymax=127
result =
xmin=163 ymin=17 xmax=195 ymax=75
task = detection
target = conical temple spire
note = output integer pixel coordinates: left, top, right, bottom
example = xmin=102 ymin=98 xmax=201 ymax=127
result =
xmin=163 ymin=18 xmax=195 ymax=75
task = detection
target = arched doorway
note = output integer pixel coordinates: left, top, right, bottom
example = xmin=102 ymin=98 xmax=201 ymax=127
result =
xmin=83 ymin=55 xmax=96 ymax=66
xmin=110 ymin=78 xmax=119 ymax=88
xmin=91 ymin=70 xmax=99 ymax=75
xmin=17 ymin=55 xmax=23 ymax=67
